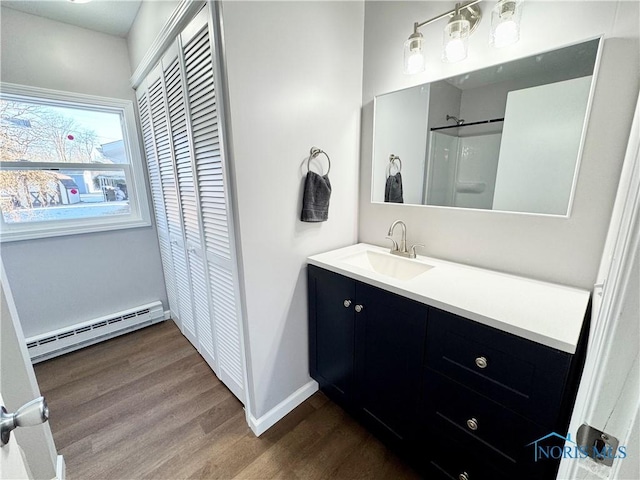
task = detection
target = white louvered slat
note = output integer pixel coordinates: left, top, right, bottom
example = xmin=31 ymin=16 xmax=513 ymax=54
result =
xmin=137 ymin=88 xmax=179 ymax=321
xmin=148 ymin=73 xmax=196 ymax=341
xmin=163 ymin=52 xmax=217 ymax=369
xmin=182 ymin=17 xmax=244 ymax=401
xmin=188 ymin=250 xmax=216 ymax=363
xmin=208 ymin=263 xmax=244 ymax=392
xmin=184 ymin=28 xmax=230 ymax=261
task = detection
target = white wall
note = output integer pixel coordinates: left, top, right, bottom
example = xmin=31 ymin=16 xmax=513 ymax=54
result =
xmin=126 ymin=0 xmax=180 ymax=73
xmin=220 ymin=1 xmax=364 ymax=418
xmin=0 ymin=7 xmax=167 ymax=337
xmin=359 ymin=1 xmax=640 ymax=289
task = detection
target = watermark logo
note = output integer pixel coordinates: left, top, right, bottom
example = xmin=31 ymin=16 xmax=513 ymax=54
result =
xmin=527 ymin=432 xmax=627 ymax=462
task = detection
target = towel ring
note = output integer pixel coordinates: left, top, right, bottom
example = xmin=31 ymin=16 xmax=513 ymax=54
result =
xmin=389 ymin=154 xmax=402 ymax=173
xmin=308 ymin=147 xmax=331 ymax=176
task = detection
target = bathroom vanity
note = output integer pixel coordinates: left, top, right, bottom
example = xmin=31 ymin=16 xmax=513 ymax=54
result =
xmin=308 ymin=243 xmax=590 ymax=479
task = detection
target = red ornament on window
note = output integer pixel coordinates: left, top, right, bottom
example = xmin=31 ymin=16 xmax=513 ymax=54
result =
xmin=67 ymin=134 xmax=74 ymax=140
xmin=70 ymin=189 xmax=78 ymax=195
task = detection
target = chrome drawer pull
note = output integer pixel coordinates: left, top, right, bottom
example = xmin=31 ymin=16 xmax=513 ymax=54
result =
xmin=466 ymin=417 xmax=478 ymax=431
xmin=355 ymin=304 xmax=364 ymax=313
xmin=459 ymin=473 xmax=470 ymax=480
xmin=343 ymin=299 xmax=352 ymax=308
xmin=475 ymin=356 xmax=488 ymax=369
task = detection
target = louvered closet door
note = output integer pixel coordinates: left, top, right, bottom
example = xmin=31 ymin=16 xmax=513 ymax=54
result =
xmin=181 ymin=9 xmax=245 ymax=402
xmin=161 ymin=43 xmax=218 ymax=371
xmin=136 ymin=85 xmax=179 ymax=325
xmin=147 ymin=65 xmax=197 ymax=344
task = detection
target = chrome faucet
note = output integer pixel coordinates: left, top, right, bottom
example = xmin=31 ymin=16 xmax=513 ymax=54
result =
xmin=387 ymin=220 xmax=407 ymax=254
xmin=386 ymin=220 xmax=424 ymax=259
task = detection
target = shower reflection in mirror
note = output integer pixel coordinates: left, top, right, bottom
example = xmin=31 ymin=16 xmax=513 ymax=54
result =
xmin=371 ymin=38 xmax=601 ymax=216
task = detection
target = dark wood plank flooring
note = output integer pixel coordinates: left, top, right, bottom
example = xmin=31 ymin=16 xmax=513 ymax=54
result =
xmin=35 ymin=320 xmax=419 ymax=480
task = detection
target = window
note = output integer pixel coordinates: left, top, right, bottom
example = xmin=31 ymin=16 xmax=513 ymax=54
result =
xmin=0 ymin=83 xmax=151 ymax=241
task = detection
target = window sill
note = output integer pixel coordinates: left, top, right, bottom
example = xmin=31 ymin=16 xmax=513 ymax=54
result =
xmin=0 ymin=217 xmax=152 ymax=243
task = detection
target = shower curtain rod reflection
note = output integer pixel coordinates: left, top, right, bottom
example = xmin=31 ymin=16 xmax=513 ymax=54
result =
xmin=431 ymin=117 xmax=505 ymax=131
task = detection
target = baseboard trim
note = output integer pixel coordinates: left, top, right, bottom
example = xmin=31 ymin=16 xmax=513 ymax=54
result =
xmin=248 ymin=380 xmax=318 ymax=437
xmin=164 ymin=309 xmax=171 ymax=320
xmin=56 ymin=455 xmax=66 ymax=480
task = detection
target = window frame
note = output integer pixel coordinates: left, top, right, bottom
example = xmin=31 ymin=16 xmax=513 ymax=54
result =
xmin=0 ymin=83 xmax=152 ymax=242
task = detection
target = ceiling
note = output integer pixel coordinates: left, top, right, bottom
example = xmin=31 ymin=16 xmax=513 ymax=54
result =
xmin=1 ymin=0 xmax=142 ymax=38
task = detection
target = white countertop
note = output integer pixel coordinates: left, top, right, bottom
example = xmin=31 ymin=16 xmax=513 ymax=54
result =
xmin=308 ymin=243 xmax=590 ymax=354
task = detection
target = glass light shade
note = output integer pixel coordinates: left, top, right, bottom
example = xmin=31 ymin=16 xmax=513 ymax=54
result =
xmin=490 ymin=0 xmax=523 ymax=48
xmin=443 ymin=17 xmax=470 ymax=63
xmin=403 ymin=33 xmax=425 ymax=74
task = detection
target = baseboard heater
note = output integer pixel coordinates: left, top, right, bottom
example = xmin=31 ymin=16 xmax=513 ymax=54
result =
xmin=26 ymin=301 xmax=165 ymax=363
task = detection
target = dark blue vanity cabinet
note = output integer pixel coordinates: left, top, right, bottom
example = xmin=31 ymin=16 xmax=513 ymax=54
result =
xmin=308 ymin=265 xmax=428 ymax=448
xmin=308 ymin=264 xmax=587 ymax=480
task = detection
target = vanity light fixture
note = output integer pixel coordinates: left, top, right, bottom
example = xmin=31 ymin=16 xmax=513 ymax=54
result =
xmin=490 ymin=0 xmax=523 ymax=48
xmin=404 ymin=0 xmax=524 ymax=74
xmin=403 ymin=0 xmax=482 ymax=74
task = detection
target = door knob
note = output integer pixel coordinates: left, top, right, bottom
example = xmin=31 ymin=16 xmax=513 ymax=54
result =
xmin=1 ymin=396 xmax=49 ymax=447
xmin=459 ymin=472 xmax=470 ymax=480
xmin=355 ymin=305 xmax=364 ymax=313
xmin=343 ymin=300 xmax=352 ymax=308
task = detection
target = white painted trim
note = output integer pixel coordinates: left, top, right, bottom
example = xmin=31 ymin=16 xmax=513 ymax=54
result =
xmin=55 ymin=455 xmax=65 ymax=480
xmin=557 ymin=93 xmax=640 ymax=480
xmin=129 ymin=0 xmax=205 ymax=90
xmin=163 ymin=309 xmax=171 ymax=320
xmin=248 ymin=381 xmax=319 ymax=437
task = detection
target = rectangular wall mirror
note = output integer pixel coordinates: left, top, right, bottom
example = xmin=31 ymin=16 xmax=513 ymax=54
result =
xmin=371 ymin=38 xmax=601 ymax=216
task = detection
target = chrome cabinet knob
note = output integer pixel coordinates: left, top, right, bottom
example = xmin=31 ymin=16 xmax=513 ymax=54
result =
xmin=459 ymin=472 xmax=470 ymax=480
xmin=343 ymin=300 xmax=352 ymax=308
xmin=475 ymin=356 xmax=488 ymax=369
xmin=355 ymin=304 xmax=364 ymax=313
xmin=466 ymin=417 xmax=478 ymax=431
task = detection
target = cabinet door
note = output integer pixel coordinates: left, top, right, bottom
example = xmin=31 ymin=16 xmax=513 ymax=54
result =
xmin=355 ymin=282 xmax=428 ymax=443
xmin=308 ymin=266 xmax=356 ymax=405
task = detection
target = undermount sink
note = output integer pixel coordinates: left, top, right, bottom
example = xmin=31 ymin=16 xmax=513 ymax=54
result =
xmin=341 ymin=250 xmax=434 ymax=281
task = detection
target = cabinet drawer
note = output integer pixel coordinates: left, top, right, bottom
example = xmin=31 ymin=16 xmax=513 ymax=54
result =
xmin=424 ymin=371 xmax=553 ymax=466
xmin=426 ymin=307 xmax=572 ymax=426
xmin=423 ymin=432 xmax=510 ymax=480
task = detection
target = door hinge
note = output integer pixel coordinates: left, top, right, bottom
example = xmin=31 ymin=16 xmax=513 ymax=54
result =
xmin=577 ymin=423 xmax=620 ymax=467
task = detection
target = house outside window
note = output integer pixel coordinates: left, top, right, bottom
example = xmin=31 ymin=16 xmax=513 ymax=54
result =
xmin=0 ymin=83 xmax=151 ymax=241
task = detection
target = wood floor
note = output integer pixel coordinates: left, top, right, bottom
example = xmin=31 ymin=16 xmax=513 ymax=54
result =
xmin=35 ymin=320 xmax=419 ymax=480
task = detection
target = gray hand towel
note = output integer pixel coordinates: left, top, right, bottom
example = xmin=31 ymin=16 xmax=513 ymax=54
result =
xmin=301 ymin=171 xmax=332 ymax=222
xmin=385 ymin=172 xmax=403 ymax=203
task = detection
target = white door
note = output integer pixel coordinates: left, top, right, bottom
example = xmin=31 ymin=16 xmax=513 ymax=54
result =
xmin=0 ymin=263 xmax=63 ymax=480
xmin=557 ymin=96 xmax=640 ymax=480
